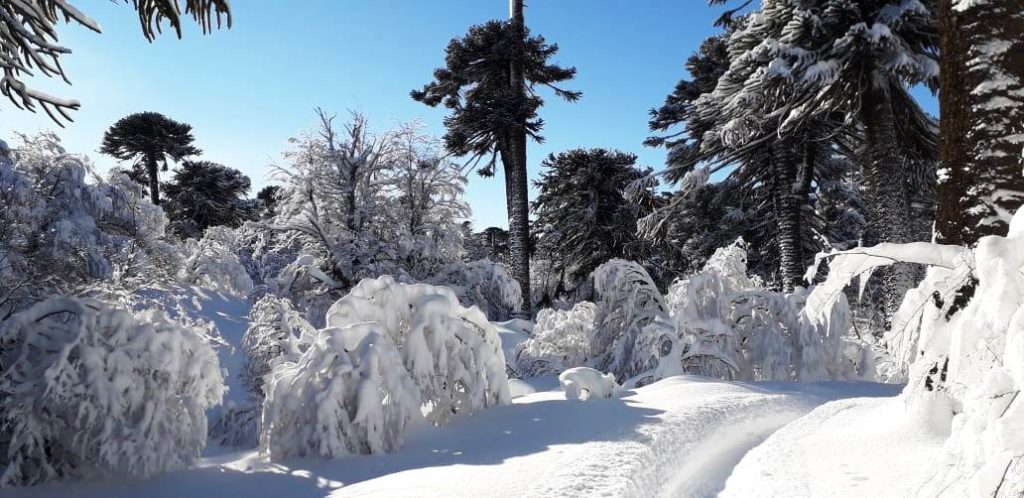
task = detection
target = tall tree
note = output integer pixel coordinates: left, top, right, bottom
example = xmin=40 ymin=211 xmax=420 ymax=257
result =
xmin=532 ymin=149 xmax=656 ymax=286
xmin=412 ymin=3 xmax=580 ymax=314
xmin=0 ymin=1 xmax=230 ymax=125
xmin=100 ymin=112 xmax=201 ymax=205
xmin=163 ymin=160 xmax=256 ymax=238
xmin=934 ymin=0 xmax=1024 ymax=245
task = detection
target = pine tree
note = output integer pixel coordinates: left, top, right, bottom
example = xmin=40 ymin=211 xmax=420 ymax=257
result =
xmin=934 ymin=0 xmax=1024 ymax=245
xmin=0 ymin=1 xmax=230 ymax=125
xmin=100 ymin=112 xmax=201 ymax=205
xmin=162 ymin=160 xmax=256 ymax=238
xmin=531 ymin=149 xmax=656 ymax=286
xmin=412 ymin=3 xmax=580 ymax=314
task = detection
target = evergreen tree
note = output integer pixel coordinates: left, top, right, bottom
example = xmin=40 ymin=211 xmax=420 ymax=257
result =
xmin=162 ymin=160 xmax=257 ymax=239
xmin=531 ymin=149 xmax=656 ymax=286
xmin=412 ymin=2 xmax=580 ymax=314
xmin=934 ymin=0 xmax=1024 ymax=245
xmin=100 ymin=112 xmax=201 ymax=205
xmin=256 ymin=185 xmax=282 ymax=219
xmin=0 ymin=1 xmax=230 ymax=125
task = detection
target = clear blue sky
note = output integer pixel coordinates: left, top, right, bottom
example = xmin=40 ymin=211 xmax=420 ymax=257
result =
xmin=1 ymin=1 xmax=937 ymax=229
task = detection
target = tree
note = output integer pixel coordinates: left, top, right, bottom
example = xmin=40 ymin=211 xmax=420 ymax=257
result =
xmin=163 ymin=160 xmax=256 ymax=238
xmin=412 ymin=3 xmax=580 ymax=314
xmin=933 ymin=0 xmax=1024 ymax=245
xmin=100 ymin=112 xmax=201 ymax=205
xmin=256 ymin=185 xmax=282 ymax=218
xmin=532 ymin=148 xmax=656 ymax=286
xmin=0 ymin=0 xmax=230 ymax=125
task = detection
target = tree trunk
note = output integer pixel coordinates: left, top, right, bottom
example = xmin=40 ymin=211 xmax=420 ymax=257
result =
xmin=146 ymin=154 xmax=161 ymax=205
xmin=933 ymin=0 xmax=971 ymax=245
xmin=505 ymin=0 xmax=531 ymax=315
xmin=861 ymin=85 xmax=915 ymax=320
xmin=935 ymin=0 xmax=1024 ymax=245
xmin=772 ymin=142 xmax=807 ymax=293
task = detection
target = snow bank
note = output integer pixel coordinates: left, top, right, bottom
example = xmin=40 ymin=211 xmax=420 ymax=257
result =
xmin=558 ymin=367 xmax=620 ymax=401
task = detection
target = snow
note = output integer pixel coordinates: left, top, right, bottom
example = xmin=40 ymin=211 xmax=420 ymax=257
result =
xmin=558 ymin=367 xmax=620 ymax=401
xmin=7 ymin=370 xmax=899 ymax=498
xmin=721 ymin=396 xmax=945 ymax=497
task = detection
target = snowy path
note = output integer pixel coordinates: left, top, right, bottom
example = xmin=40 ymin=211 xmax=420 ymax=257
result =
xmin=720 ymin=396 xmax=945 ymax=497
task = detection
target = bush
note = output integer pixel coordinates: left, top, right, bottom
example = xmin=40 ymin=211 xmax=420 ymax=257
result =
xmin=259 ymin=276 xmax=510 ymax=460
xmin=0 ymin=297 xmax=223 ymax=486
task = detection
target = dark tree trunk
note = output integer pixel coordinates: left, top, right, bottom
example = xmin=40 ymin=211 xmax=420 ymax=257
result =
xmin=936 ymin=0 xmax=1024 ymax=245
xmin=861 ymin=85 xmax=915 ymax=319
xmin=772 ymin=142 xmax=807 ymax=293
xmin=933 ymin=0 xmax=971 ymax=245
xmin=146 ymin=154 xmax=161 ymax=205
xmin=505 ymin=0 xmax=531 ymax=315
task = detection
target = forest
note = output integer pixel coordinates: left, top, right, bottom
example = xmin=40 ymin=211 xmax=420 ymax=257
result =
xmin=0 ymin=0 xmax=1022 ymax=496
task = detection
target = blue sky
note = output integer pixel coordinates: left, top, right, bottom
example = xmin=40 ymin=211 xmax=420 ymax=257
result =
xmin=2 ymin=1 xmax=937 ymax=229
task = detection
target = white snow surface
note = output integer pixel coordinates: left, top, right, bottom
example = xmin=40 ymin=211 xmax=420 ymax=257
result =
xmin=721 ymin=396 xmax=945 ymax=497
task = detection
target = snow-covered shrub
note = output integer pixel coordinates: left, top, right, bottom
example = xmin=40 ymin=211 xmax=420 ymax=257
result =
xmin=559 ymin=367 xmax=620 ymax=401
xmin=181 ymin=226 xmax=254 ymax=297
xmin=0 ymin=297 xmax=223 ymax=486
xmin=428 ymin=259 xmax=522 ymax=320
xmin=260 ymin=322 xmax=421 ymax=459
xmin=260 ymin=276 xmax=510 ymax=461
xmin=324 ymin=276 xmax=510 ymax=423
xmin=516 ymin=302 xmax=598 ymax=377
xmin=591 ymin=259 xmax=678 ymax=382
xmin=210 ymin=295 xmax=314 ymax=448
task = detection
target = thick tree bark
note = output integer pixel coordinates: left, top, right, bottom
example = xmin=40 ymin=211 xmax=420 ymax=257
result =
xmin=935 ymin=0 xmax=1024 ymax=245
xmin=771 ymin=142 xmax=807 ymax=293
xmin=505 ymin=0 xmax=532 ymax=314
xmin=861 ymin=85 xmax=915 ymax=319
xmin=145 ymin=154 xmax=161 ymax=205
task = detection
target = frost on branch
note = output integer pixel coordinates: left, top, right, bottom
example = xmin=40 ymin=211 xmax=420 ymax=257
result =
xmin=260 ymin=276 xmax=510 ymax=461
xmin=0 ymin=297 xmax=223 ymax=486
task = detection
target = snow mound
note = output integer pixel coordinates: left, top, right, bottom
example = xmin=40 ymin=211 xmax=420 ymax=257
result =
xmin=559 ymin=367 xmax=619 ymax=401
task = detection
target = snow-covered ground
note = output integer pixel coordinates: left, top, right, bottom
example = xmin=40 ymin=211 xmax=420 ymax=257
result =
xmin=4 ymin=290 xmax=907 ymax=498
xmin=721 ymin=396 xmax=945 ymax=497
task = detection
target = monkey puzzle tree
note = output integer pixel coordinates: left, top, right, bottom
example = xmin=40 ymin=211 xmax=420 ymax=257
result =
xmin=100 ymin=112 xmax=201 ymax=205
xmin=412 ymin=2 xmax=580 ymax=313
xmin=0 ymin=0 xmax=230 ymax=125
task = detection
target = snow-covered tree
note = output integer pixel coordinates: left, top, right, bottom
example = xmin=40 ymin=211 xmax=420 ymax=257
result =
xmin=532 ymin=149 xmax=658 ymax=288
xmin=260 ymin=276 xmax=510 ymax=460
xmin=427 ymin=259 xmax=522 ymax=321
xmin=0 ymin=133 xmax=180 ymax=320
xmin=0 ymin=1 xmax=229 ymax=124
xmin=99 ymin=112 xmax=202 ymax=205
xmin=163 ymin=160 xmax=258 ymax=239
xmin=412 ymin=8 xmax=581 ymax=312
xmin=934 ymin=0 xmax=1024 ymax=246
xmin=0 ymin=297 xmax=223 ymax=486
xmin=516 ymin=302 xmax=598 ymax=377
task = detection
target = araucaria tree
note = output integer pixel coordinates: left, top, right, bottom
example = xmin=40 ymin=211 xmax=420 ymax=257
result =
xmin=412 ymin=1 xmax=580 ymax=313
xmin=100 ymin=112 xmax=201 ymax=205
xmin=933 ymin=0 xmax=1024 ymax=245
xmin=163 ymin=160 xmax=257 ymax=238
xmin=532 ymin=148 xmax=656 ymax=287
xmin=0 ymin=1 xmax=230 ymax=124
